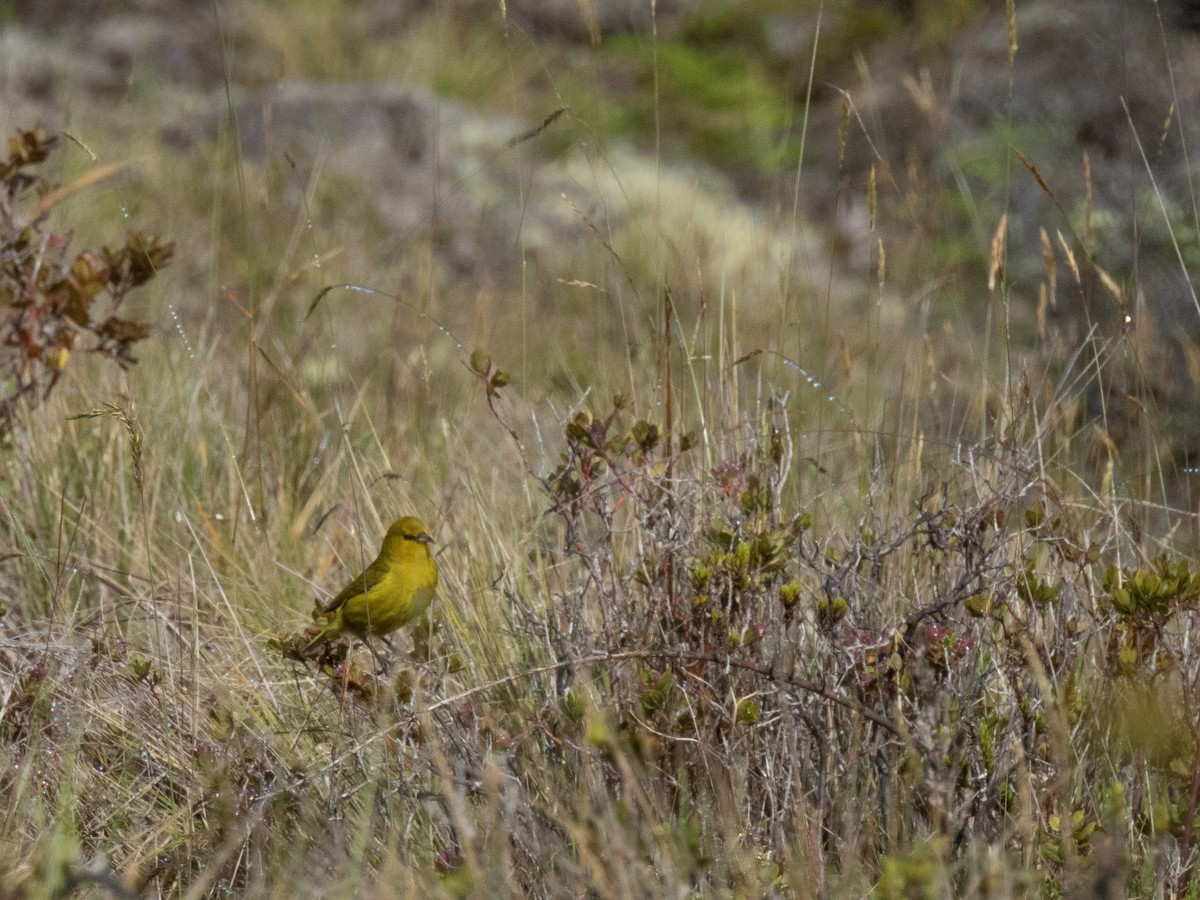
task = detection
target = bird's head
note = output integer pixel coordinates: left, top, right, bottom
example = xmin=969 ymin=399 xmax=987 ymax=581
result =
xmin=386 ymin=515 xmax=434 ymax=545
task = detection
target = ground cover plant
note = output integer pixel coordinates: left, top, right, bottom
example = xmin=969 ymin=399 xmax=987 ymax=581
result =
xmin=0 ymin=1 xmax=1199 ymax=897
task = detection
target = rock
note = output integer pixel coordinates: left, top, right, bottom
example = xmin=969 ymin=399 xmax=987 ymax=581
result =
xmin=503 ymin=0 xmax=697 ymax=42
xmin=0 ymin=27 xmax=59 ymax=104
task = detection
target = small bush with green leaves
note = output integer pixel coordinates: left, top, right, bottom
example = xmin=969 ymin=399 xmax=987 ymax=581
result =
xmin=419 ymin=372 xmax=1199 ymax=896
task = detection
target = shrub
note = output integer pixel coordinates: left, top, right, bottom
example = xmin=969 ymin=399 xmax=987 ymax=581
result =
xmin=0 ymin=127 xmax=173 ymax=430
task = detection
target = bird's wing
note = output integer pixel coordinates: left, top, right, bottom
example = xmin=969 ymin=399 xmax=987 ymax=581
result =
xmin=321 ymin=558 xmax=387 ymax=612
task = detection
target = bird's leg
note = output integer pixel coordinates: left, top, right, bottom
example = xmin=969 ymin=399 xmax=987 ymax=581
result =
xmin=364 ymin=639 xmax=390 ymax=675
xmin=372 ymin=636 xmax=400 ymax=675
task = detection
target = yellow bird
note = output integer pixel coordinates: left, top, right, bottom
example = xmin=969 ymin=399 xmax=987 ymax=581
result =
xmin=304 ymin=516 xmax=439 ymax=657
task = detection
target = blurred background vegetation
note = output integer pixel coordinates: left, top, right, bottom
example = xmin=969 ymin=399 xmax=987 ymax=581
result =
xmin=1 ymin=0 xmax=1199 ymax=896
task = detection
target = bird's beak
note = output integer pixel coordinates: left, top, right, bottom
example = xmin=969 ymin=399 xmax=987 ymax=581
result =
xmin=417 ymin=532 xmax=434 ymax=545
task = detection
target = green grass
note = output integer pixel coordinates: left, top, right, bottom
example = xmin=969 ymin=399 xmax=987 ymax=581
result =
xmin=1 ymin=2 xmax=1199 ymax=898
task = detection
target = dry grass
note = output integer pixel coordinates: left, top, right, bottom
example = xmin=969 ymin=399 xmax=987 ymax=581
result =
xmin=1 ymin=2 xmax=1199 ymax=898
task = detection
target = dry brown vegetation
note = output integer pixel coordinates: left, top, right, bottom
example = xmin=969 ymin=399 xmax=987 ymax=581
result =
xmin=1 ymin=2 xmax=1199 ymax=898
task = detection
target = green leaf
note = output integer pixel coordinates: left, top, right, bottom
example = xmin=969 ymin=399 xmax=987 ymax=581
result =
xmin=631 ymin=419 xmax=660 ymax=452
